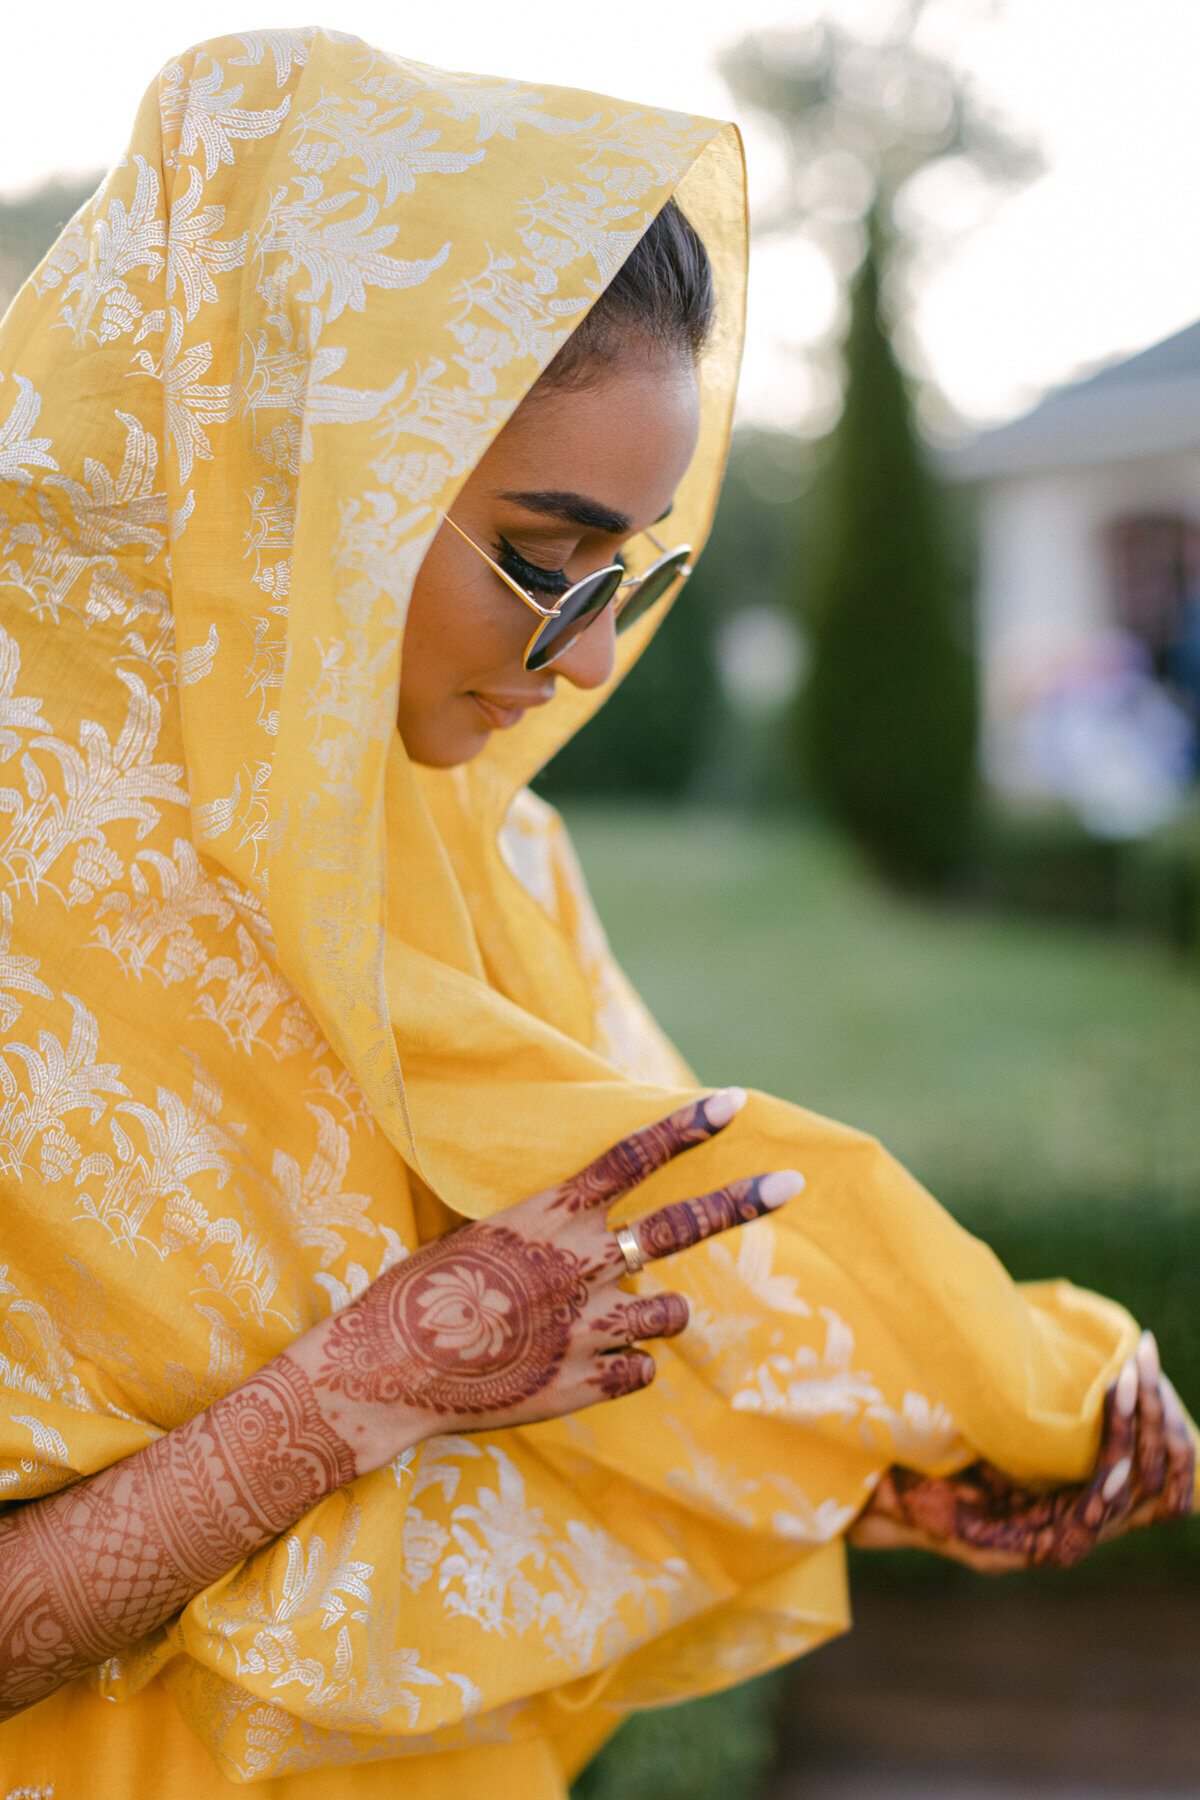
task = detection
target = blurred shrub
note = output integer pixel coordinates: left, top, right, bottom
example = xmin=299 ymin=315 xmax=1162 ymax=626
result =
xmin=570 ymin=1669 xmax=785 ymax=1800
xmin=800 ymin=221 xmax=977 ymax=890
xmin=970 ymin=803 xmax=1200 ymax=962
xmin=969 ymin=809 xmax=1126 ymax=923
xmin=1125 ymin=803 xmax=1200 ymax=957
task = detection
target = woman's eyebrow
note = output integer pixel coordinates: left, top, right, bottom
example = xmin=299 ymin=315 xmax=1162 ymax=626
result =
xmin=496 ymin=489 xmax=634 ymax=535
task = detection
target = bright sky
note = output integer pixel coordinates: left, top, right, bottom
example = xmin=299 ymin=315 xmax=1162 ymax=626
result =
xmin=3 ymin=0 xmax=1199 ymax=430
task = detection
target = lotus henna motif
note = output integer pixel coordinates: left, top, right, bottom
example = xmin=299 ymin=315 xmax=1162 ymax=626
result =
xmin=416 ymin=1263 xmax=514 ymax=1361
xmin=318 ymin=1223 xmax=591 ymax=1415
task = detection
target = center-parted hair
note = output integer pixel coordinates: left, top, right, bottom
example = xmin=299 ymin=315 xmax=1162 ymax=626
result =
xmin=539 ymin=198 xmax=715 ymax=389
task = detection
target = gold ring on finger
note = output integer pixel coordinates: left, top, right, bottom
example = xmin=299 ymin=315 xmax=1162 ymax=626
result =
xmin=612 ymin=1222 xmax=645 ymax=1276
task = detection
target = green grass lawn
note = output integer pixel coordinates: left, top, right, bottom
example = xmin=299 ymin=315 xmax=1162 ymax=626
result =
xmin=565 ymin=805 xmax=1200 ymax=1215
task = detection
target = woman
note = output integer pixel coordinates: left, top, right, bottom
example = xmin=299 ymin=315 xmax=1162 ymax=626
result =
xmin=0 ymin=27 xmax=1193 ymax=1795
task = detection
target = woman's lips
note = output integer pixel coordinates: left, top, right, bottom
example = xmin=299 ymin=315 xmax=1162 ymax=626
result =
xmin=469 ymin=693 xmax=531 ymax=730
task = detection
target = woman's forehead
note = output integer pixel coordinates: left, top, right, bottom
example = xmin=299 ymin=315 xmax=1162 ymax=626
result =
xmin=475 ymin=362 xmax=701 ymax=532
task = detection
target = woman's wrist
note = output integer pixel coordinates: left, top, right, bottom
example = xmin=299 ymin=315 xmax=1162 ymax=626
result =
xmin=284 ymin=1311 xmax=430 ymax=1479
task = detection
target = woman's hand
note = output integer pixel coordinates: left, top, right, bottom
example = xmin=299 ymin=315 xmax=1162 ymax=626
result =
xmin=849 ymin=1331 xmax=1196 ymax=1572
xmin=298 ymin=1087 xmax=803 ymax=1472
xmin=0 ymin=1088 xmax=798 ymax=1719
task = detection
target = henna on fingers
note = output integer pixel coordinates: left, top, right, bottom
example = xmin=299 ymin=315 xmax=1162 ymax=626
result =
xmin=589 ymin=1349 xmax=657 ymax=1400
xmin=317 ymin=1225 xmax=591 ymax=1416
xmin=591 ymin=1292 xmax=690 ymax=1345
xmin=0 ymin=1356 xmax=356 ymax=1720
xmin=1156 ymin=1377 xmax=1197 ymax=1522
xmin=1133 ymin=1332 xmax=1168 ymax=1499
xmin=857 ymin=1338 xmax=1196 ymax=1572
xmin=550 ymin=1089 xmax=746 ymax=1216
xmin=634 ymin=1170 xmax=803 ymax=1262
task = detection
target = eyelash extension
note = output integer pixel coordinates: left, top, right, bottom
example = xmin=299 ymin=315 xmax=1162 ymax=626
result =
xmin=495 ymin=535 xmax=571 ymax=599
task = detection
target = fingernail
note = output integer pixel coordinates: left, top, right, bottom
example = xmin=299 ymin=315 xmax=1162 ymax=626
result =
xmin=1138 ymin=1330 xmax=1160 ymax=1382
xmin=760 ymin=1169 xmax=804 ymax=1208
xmin=1116 ymin=1359 xmax=1139 ymax=1416
xmin=1102 ymin=1455 xmax=1132 ymax=1502
xmin=1161 ymin=1375 xmax=1184 ymax=1426
xmin=704 ymin=1087 xmax=747 ymax=1127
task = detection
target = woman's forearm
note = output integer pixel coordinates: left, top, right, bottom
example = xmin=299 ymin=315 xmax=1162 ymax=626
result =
xmin=0 ymin=1340 xmax=396 ymax=1720
xmin=0 ymin=1094 xmax=774 ymax=1719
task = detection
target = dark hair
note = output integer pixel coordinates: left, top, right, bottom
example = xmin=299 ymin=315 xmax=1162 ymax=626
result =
xmin=538 ymin=198 xmax=715 ymax=390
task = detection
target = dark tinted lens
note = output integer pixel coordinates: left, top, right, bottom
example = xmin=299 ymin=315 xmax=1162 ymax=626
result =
xmin=615 ymin=550 xmax=692 ymax=634
xmin=524 ymin=566 xmax=624 ymax=671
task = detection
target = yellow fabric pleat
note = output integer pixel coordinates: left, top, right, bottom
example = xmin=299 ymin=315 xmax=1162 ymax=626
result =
xmin=0 ymin=1677 xmax=574 ymax=1797
xmin=0 ymin=25 xmax=1193 ymax=1794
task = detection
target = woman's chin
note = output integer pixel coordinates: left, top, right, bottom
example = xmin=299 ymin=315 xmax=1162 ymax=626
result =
xmin=399 ymin=718 xmax=491 ymax=769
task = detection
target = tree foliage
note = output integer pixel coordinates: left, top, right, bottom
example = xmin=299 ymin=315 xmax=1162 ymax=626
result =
xmin=720 ymin=7 xmax=1041 ymax=278
xmin=801 ymin=219 xmax=976 ymax=887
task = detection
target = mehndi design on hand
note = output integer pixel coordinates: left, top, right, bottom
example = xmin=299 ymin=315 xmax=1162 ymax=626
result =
xmin=0 ymin=1088 xmax=801 ymax=1720
xmin=317 ymin=1227 xmax=591 ymax=1414
xmin=591 ymin=1292 xmax=691 ymax=1343
xmin=310 ymin=1089 xmax=799 ymax=1436
xmin=631 ymin=1175 xmax=794 ymax=1260
xmin=855 ymin=1330 xmax=1195 ymax=1571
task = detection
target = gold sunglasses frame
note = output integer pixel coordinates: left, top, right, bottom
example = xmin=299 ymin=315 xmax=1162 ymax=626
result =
xmin=441 ymin=513 xmax=692 ymax=671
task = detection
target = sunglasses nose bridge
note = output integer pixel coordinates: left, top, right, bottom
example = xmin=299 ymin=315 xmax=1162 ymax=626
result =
xmin=612 ymin=547 xmax=693 ymax=635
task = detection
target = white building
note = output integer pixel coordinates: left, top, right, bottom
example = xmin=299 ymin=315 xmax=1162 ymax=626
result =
xmin=950 ymin=320 xmax=1200 ymax=835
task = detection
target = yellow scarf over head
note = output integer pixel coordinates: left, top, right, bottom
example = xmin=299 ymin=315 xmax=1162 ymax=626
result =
xmin=0 ymin=27 xmax=1180 ymax=1797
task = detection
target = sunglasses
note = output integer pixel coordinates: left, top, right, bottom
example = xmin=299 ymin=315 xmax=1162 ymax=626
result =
xmin=442 ymin=513 xmax=693 ymax=672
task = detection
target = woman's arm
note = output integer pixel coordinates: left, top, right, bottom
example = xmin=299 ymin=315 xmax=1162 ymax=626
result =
xmin=1 ymin=1088 xmax=792 ymax=1718
xmin=0 ymin=1347 xmax=363 ymax=1718
xmin=849 ymin=1330 xmax=1196 ymax=1571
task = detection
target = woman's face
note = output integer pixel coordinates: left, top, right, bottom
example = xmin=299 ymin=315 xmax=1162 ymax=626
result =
xmin=397 ymin=352 xmax=702 ymax=767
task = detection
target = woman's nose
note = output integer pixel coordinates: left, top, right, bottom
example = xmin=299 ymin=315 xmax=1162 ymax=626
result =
xmin=552 ymin=604 xmax=617 ymax=690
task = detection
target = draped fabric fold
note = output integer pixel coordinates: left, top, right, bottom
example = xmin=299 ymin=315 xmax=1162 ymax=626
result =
xmin=0 ymin=28 xmax=1184 ymax=1794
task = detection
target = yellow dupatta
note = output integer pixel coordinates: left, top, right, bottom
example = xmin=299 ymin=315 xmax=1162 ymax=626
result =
xmin=0 ymin=27 xmax=1189 ymax=1795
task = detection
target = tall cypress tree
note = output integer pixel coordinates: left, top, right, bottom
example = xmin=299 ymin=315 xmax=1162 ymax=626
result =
xmin=801 ymin=219 xmax=976 ymax=889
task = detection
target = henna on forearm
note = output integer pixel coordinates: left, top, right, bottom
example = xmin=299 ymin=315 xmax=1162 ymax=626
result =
xmin=0 ymin=1355 xmax=356 ymax=1719
xmin=316 ymin=1225 xmax=591 ymax=1415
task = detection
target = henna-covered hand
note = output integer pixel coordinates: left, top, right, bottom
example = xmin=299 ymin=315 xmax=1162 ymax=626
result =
xmin=0 ymin=1088 xmax=804 ymax=1720
xmin=310 ymin=1087 xmax=805 ymax=1450
xmin=850 ymin=1331 xmax=1196 ymax=1572
xmin=317 ymin=1227 xmax=590 ymax=1416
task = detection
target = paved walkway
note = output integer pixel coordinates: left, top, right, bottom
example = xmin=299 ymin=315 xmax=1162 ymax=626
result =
xmin=766 ymin=1581 xmax=1200 ymax=1800
xmin=777 ymin=1778 xmax=1198 ymax=1799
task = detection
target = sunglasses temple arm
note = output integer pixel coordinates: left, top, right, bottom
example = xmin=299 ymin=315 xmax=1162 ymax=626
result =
xmin=440 ymin=512 xmax=560 ymax=619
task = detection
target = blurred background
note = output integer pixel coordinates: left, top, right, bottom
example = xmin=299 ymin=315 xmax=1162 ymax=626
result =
xmin=4 ymin=1 xmax=1199 ymax=1794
